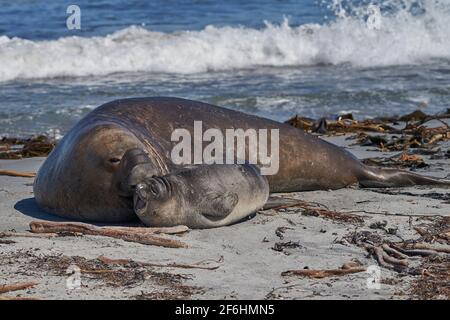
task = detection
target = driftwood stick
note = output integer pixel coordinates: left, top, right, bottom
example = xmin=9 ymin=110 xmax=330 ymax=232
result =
xmin=381 ymin=251 xmax=409 ymax=267
xmin=364 ymin=244 xmax=393 ymax=269
xmin=0 ymin=282 xmax=37 ymax=294
xmin=0 ymin=170 xmax=36 ymax=178
xmin=29 ymin=221 xmax=188 ymax=235
xmin=0 ymin=296 xmax=39 ymax=300
xmin=97 ymin=255 xmax=221 ymax=270
xmin=29 ymin=221 xmax=188 ymax=248
xmin=93 ymin=232 xmax=187 ymax=248
xmin=107 ymin=225 xmax=189 ymax=235
xmin=0 ymin=231 xmax=57 ymax=239
xmin=365 ymin=244 xmax=413 ymax=271
xmin=400 ymin=243 xmax=450 ymax=254
xmin=382 ymin=244 xmax=410 ymax=260
xmin=390 ymin=244 xmax=438 ymax=257
xmin=281 ymin=266 xmax=366 ymax=278
xmin=372 ymin=246 xmax=390 ymax=268
xmin=81 ymin=269 xmax=117 ymax=274
xmin=345 ymin=209 xmax=442 ymax=218
xmin=29 ymin=221 xmax=121 ymax=234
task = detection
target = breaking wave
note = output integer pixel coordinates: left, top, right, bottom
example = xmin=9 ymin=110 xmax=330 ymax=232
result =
xmin=0 ymin=0 xmax=449 ymax=82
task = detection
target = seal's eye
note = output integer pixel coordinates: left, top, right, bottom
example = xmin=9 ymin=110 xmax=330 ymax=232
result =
xmin=109 ymin=157 xmax=121 ymax=164
xmin=149 ymin=180 xmax=160 ymax=196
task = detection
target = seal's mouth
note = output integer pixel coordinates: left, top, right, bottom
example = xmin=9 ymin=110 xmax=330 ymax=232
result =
xmin=133 ymin=183 xmax=148 ymax=214
xmin=134 ymin=196 xmax=147 ymax=212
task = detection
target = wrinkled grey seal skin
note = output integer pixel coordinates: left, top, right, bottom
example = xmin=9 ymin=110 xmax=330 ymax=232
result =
xmin=134 ymin=164 xmax=269 ymax=228
xmin=34 ymin=97 xmax=450 ymax=227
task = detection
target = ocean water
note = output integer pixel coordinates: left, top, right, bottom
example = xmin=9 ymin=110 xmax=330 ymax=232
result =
xmin=0 ymin=0 xmax=449 ymax=137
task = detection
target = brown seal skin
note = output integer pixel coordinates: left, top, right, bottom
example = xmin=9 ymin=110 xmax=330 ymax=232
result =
xmin=34 ymin=97 xmax=450 ymax=223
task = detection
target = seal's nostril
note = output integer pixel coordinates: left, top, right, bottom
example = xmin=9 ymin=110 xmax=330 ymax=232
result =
xmin=136 ymin=183 xmax=148 ymax=199
xmin=109 ymin=157 xmax=121 ymax=164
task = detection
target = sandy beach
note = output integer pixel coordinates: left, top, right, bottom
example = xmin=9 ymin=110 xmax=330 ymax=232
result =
xmin=1 ymin=126 xmax=449 ymax=300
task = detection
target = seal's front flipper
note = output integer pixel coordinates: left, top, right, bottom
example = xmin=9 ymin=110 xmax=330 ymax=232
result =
xmin=200 ymin=191 xmax=239 ymax=221
xmin=133 ymin=164 xmax=269 ymax=228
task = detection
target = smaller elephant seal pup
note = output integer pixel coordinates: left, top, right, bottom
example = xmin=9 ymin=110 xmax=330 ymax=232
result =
xmin=133 ymin=164 xmax=269 ymax=228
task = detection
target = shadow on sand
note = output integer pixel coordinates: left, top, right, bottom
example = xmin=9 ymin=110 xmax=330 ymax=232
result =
xmin=14 ymin=197 xmax=67 ymax=222
xmin=14 ymin=197 xmax=143 ymax=227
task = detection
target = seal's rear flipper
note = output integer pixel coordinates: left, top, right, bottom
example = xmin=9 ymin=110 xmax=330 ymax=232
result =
xmin=358 ymin=165 xmax=450 ymax=188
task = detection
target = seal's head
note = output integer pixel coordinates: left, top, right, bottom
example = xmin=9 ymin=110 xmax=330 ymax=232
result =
xmin=34 ymin=123 xmax=161 ymax=222
xmin=133 ymin=175 xmax=187 ymax=227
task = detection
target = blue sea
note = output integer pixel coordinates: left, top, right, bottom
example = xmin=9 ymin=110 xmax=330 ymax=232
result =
xmin=0 ymin=0 xmax=449 ymax=137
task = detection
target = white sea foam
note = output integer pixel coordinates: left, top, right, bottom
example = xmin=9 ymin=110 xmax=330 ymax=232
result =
xmin=0 ymin=0 xmax=449 ymax=82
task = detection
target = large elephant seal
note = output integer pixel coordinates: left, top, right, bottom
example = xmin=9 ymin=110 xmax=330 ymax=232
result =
xmin=34 ymin=97 xmax=450 ymax=228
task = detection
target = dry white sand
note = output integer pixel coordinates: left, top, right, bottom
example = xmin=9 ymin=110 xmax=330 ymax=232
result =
xmin=0 ymin=134 xmax=449 ymax=300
